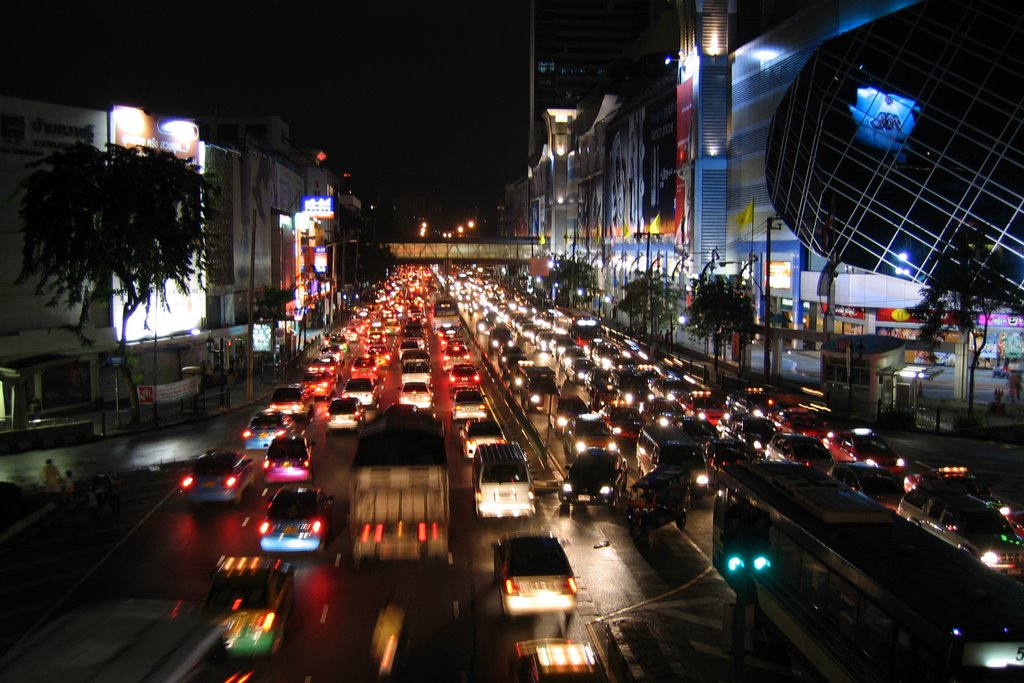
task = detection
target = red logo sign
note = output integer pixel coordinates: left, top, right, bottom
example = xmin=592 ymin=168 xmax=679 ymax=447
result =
xmin=137 ymin=385 xmax=155 ymax=405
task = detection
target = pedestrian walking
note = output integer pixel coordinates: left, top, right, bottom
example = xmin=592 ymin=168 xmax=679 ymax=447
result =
xmin=63 ymin=470 xmax=77 ymax=507
xmin=1010 ymin=371 xmax=1022 ymax=403
xmin=41 ymin=459 xmax=62 ymax=498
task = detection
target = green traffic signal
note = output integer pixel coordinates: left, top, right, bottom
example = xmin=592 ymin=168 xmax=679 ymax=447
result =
xmin=726 ymin=555 xmax=745 ymax=572
xmin=752 ymin=555 xmax=771 ymax=571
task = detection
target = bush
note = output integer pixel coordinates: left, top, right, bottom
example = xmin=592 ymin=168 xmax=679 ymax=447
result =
xmin=954 ymin=412 xmax=985 ymax=430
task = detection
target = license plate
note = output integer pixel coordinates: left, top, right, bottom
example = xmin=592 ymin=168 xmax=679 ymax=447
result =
xmin=284 ymin=526 xmax=297 ymax=534
xmin=282 ymin=461 xmax=290 ymax=468
xmin=577 ymin=495 xmax=591 ymax=502
xmin=498 ymin=492 xmax=514 ymax=500
xmin=203 ymin=482 xmax=215 ymax=487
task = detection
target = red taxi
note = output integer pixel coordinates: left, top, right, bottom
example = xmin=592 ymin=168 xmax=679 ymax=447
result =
xmin=366 ymin=343 xmax=392 ymax=367
xmin=772 ymin=408 xmax=829 ymax=439
xmin=350 ymin=356 xmax=380 ymax=382
xmin=823 ymin=428 xmax=905 ymax=472
xmin=449 ymin=363 xmax=481 ymax=389
xmin=301 ymin=371 xmax=335 ymax=400
xmin=443 ymin=342 xmax=472 ymax=369
xmin=686 ymin=390 xmax=727 ymax=426
xmin=307 ymin=357 xmax=337 ymax=378
xmin=601 ymin=402 xmax=643 ymax=441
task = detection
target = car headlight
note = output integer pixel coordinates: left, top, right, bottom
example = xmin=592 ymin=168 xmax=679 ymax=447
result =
xmin=557 ymin=416 xmax=568 ymax=427
xmin=658 ymin=416 xmax=670 ymax=427
xmin=599 ymin=486 xmax=613 ymax=496
xmin=577 ymin=371 xmax=586 ymax=379
xmin=478 ymin=323 xmax=486 ymax=332
xmin=515 ymin=378 xmax=523 ymax=386
xmin=575 ymin=441 xmax=587 ymax=453
xmin=865 ymin=458 xmax=877 ymax=467
xmin=608 ymin=442 xmax=619 ymax=452
xmin=981 ymin=551 xmax=1000 ymax=566
xmin=896 ymin=458 xmax=905 ymax=467
xmin=624 ymin=393 xmax=634 ymax=404
xmin=722 ymin=412 xmax=731 ymax=421
xmin=562 ymin=482 xmax=573 ymax=493
xmin=753 ymin=409 xmax=764 ymax=417
xmin=696 ymin=474 xmax=709 ymax=486
xmin=666 ymin=393 xmax=676 ymax=401
xmin=698 ymin=412 xmax=707 ymax=420
xmin=612 ymin=426 xmax=622 ymax=434
xmin=1000 ymin=505 xmax=1012 ymax=516
xmin=753 ymin=440 xmax=763 ymax=450
xmin=492 ymin=340 xmax=499 ymax=348
xmin=530 ymin=394 xmax=541 ymax=404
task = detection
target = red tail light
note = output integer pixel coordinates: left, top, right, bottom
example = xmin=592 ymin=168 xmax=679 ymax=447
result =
xmin=432 ymin=522 xmax=439 ymax=540
xmin=473 ymin=374 xmax=480 ymax=381
xmin=263 ymin=460 xmax=269 ymax=469
xmin=567 ymin=577 xmax=578 ymax=594
xmin=312 ymin=519 xmax=322 ymax=533
xmin=225 ymin=476 xmax=238 ymax=488
xmin=303 ymin=460 xmax=310 ymax=468
xmin=242 ymin=429 xmax=253 ymax=438
xmin=259 ymin=521 xmax=270 ymax=534
xmin=463 ymin=354 xmax=471 ymax=360
xmin=504 ymin=578 xmax=520 ymax=595
xmin=361 ymin=523 xmax=372 ymax=543
xmin=374 ymin=524 xmax=384 ymax=543
xmin=261 ymin=611 xmax=276 ymax=631
xmin=181 ymin=476 xmax=194 ymax=488
xmin=417 ymin=522 xmax=427 ymax=542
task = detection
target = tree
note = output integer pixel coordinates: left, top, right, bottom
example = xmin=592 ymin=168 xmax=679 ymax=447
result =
xmin=17 ymin=142 xmax=215 ymax=423
xmin=686 ymin=277 xmax=757 ymax=372
xmin=619 ymin=270 xmax=682 ymax=342
xmin=549 ymin=257 xmax=597 ymax=308
xmin=255 ymin=287 xmax=294 ymax=322
xmin=911 ymin=229 xmax=1024 ymax=414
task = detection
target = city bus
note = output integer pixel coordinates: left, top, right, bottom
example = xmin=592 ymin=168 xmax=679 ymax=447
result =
xmin=568 ymin=315 xmax=600 ymax=350
xmin=431 ymin=297 xmax=460 ymax=331
xmin=713 ymin=461 xmax=1024 ymax=682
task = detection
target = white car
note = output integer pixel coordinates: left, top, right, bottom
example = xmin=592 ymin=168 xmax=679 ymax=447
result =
xmin=460 ymin=418 xmax=506 ymax=459
xmin=399 ymin=381 xmax=433 ymax=409
xmin=342 ymin=377 xmax=378 ymax=408
xmin=452 ymin=389 xmax=488 ymax=421
xmin=401 ymin=360 xmax=432 ymax=386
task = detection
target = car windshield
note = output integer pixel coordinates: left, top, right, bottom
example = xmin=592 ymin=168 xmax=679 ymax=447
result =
xmin=791 ymin=442 xmax=831 ymax=461
xmin=329 ymin=398 xmax=360 ymax=414
xmin=960 ymin=510 xmax=1016 ymax=536
xmin=609 ymin=407 xmax=641 ymax=421
xmin=250 ymin=414 xmax=284 ymax=428
xmin=860 ymin=474 xmax=903 ymax=496
xmin=303 ymin=373 xmax=326 ymax=383
xmin=404 ymin=361 xmax=429 ymax=372
xmin=205 ymin=579 xmax=268 ymax=610
xmin=346 ymin=379 xmax=373 ymax=392
xmin=452 ymin=366 xmax=476 ymax=376
xmin=559 ymin=398 xmax=588 ymax=414
xmin=404 ymin=383 xmax=429 ymax=392
xmin=266 ymin=441 xmax=306 ymax=461
xmin=271 ymin=388 xmax=302 ymax=402
xmin=354 ymin=358 xmax=374 ymax=368
xmin=194 ymin=455 xmax=237 ymax=475
xmin=576 ymin=421 xmax=611 ymax=437
xmin=467 ymin=421 xmax=503 ymax=437
xmin=456 ymin=390 xmax=483 ymax=402
xmin=790 ymin=413 xmax=823 ymax=427
xmin=267 ymin=491 xmax=317 ymax=520
xmin=656 ymin=446 xmax=701 ymax=468
xmin=507 ymin=537 xmax=571 ymax=576
xmin=852 ymin=435 xmax=891 ymax=452
xmin=482 ymin=462 xmax=529 ymax=484
xmin=570 ymin=453 xmax=617 ymax=480
xmin=714 ymin=444 xmax=750 ymax=465
xmin=744 ymin=419 xmax=776 ymax=438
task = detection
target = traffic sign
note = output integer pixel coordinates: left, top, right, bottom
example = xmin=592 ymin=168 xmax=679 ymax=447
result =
xmin=110 ymin=355 xmax=125 ymax=366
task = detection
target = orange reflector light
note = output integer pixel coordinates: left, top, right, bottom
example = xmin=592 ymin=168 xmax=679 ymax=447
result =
xmin=242 ymin=430 xmax=253 ymax=438
xmin=505 ymin=579 xmax=518 ymax=595
xmin=567 ymin=577 xmax=578 ymax=594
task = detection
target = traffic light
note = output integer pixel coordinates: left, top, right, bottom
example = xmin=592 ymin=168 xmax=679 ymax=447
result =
xmin=717 ymin=501 xmax=772 ymax=585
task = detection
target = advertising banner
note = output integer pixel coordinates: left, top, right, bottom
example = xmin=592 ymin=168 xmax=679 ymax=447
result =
xmin=675 ymin=77 xmax=694 ymax=248
xmin=253 ymin=323 xmax=273 ymax=353
xmin=301 ymin=196 xmax=334 ymax=218
xmin=110 ymin=105 xmax=199 ymax=161
xmin=314 ymin=246 xmax=328 ymax=273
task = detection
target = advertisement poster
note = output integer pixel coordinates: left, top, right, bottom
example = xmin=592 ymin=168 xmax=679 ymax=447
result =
xmin=138 ymin=376 xmax=201 ymax=405
xmin=675 ymin=77 xmax=694 ymax=248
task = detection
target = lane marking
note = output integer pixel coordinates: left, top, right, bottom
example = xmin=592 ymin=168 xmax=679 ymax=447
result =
xmin=218 ymin=554 xmax=225 ymax=566
xmin=592 ymin=565 xmax=715 ymax=623
xmin=241 ymin=516 xmax=249 ymax=527
xmin=320 ymin=604 xmax=329 ymax=623
xmin=262 ymin=487 xmax=269 ymax=497
xmin=452 ymin=600 xmax=460 ymax=619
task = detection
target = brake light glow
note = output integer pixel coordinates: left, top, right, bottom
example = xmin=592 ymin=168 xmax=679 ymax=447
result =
xmin=261 ymin=612 xmax=276 ymax=631
xmin=418 ymin=522 xmax=427 ymax=542
xmin=505 ymin=579 xmax=519 ymax=595
xmin=567 ymin=577 xmax=578 ymax=594
xmin=361 ymin=523 xmax=372 ymax=543
xmin=432 ymin=522 xmax=439 ymax=540
xmin=374 ymin=524 xmax=384 ymax=543
xmin=242 ymin=430 xmax=253 ymax=438
xmin=263 ymin=460 xmax=269 ymax=469
xmin=275 ymin=429 xmax=286 ymax=436
xmin=312 ymin=520 xmax=322 ymax=533
xmin=225 ymin=476 xmax=237 ymax=488
xmin=181 ymin=476 xmax=194 ymax=488
xmin=259 ymin=521 xmax=270 ymax=534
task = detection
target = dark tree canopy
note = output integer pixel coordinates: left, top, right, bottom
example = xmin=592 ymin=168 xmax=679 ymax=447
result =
xmin=687 ymin=276 xmax=757 ymax=368
xmin=17 ymin=142 xmax=215 ymax=345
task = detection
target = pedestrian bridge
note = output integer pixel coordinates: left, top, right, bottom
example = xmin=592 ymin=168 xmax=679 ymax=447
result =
xmin=390 ymin=237 xmax=539 ymax=263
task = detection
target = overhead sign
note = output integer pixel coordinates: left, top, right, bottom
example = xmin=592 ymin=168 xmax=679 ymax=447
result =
xmin=302 ymin=196 xmax=334 ymax=218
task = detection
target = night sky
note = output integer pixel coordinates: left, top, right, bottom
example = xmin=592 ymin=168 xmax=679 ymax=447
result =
xmin=2 ymin=1 xmax=531 ymax=231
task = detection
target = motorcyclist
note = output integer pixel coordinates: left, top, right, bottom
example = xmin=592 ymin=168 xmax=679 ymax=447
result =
xmin=371 ymin=592 xmax=405 ymax=678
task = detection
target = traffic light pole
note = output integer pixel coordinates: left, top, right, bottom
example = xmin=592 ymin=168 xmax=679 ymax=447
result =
xmin=731 ymin=577 xmax=748 ymax=680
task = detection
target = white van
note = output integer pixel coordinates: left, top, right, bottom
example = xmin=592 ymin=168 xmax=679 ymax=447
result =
xmin=0 ymin=599 xmax=228 ymax=682
xmin=474 ymin=443 xmax=534 ymax=518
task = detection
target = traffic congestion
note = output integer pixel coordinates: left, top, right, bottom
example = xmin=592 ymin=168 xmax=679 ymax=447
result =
xmin=4 ymin=264 xmax=1024 ymax=683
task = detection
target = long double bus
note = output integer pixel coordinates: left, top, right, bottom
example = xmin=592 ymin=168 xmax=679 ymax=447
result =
xmin=713 ymin=461 xmax=1024 ymax=682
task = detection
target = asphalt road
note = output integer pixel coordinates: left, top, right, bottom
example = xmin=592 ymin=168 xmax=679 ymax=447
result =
xmin=2 ymin=303 xmax=1023 ymax=683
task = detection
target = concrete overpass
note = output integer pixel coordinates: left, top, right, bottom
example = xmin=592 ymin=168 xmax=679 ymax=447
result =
xmin=390 ymin=237 xmax=539 ymax=264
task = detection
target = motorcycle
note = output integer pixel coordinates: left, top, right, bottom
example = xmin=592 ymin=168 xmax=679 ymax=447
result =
xmin=88 ymin=473 xmax=121 ymax=517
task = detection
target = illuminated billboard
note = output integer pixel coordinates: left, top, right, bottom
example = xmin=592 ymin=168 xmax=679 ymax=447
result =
xmin=847 ymin=87 xmax=918 ymax=156
xmin=110 ymin=105 xmax=200 ymax=161
xmin=302 ymin=196 xmax=334 ymax=218
xmin=314 ymin=246 xmax=328 ymax=273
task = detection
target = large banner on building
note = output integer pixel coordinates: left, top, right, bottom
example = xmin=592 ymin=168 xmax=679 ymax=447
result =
xmin=110 ymin=105 xmax=200 ymax=161
xmin=676 ymin=77 xmax=695 ymax=249
xmin=606 ymin=91 xmax=676 ymax=241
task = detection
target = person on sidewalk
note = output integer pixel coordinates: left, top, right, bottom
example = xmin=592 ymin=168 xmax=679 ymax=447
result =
xmin=41 ymin=459 xmax=62 ymax=498
xmin=63 ymin=470 xmax=77 ymax=508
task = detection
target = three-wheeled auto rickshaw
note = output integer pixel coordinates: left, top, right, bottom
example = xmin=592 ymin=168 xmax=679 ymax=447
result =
xmin=626 ymin=465 xmax=691 ymax=541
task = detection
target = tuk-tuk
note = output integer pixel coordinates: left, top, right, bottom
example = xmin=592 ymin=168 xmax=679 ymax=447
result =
xmin=626 ymin=465 xmax=691 ymax=541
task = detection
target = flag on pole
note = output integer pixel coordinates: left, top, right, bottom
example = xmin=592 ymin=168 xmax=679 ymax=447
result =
xmin=735 ymin=199 xmax=754 ymax=227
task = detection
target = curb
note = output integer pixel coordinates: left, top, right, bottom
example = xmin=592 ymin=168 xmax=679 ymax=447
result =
xmin=0 ymin=502 xmax=57 ymax=547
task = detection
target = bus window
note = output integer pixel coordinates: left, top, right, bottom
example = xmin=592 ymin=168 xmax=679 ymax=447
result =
xmin=799 ymin=555 xmax=829 ymax=610
xmin=773 ymin=530 xmax=802 ymax=589
xmin=826 ymin=572 xmax=858 ymax=639
xmin=858 ymin=600 xmax=896 ymax=673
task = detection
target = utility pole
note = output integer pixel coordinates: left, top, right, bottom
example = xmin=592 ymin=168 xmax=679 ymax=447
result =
xmin=764 ymin=217 xmax=775 ymax=382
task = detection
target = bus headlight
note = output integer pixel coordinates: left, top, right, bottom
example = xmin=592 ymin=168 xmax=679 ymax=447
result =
xmin=981 ymin=551 xmax=1000 ymax=566
xmin=562 ymin=482 xmax=573 ymax=493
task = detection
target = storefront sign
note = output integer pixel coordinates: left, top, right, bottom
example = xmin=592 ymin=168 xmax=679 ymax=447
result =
xmin=314 ymin=246 xmax=328 ymax=273
xmin=301 ymin=196 xmax=334 ymax=218
xmin=768 ymin=261 xmax=791 ymax=290
xmin=833 ymin=305 xmax=866 ymax=320
xmin=877 ymin=307 xmax=917 ymax=323
xmin=978 ymin=314 xmax=1024 ymax=328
